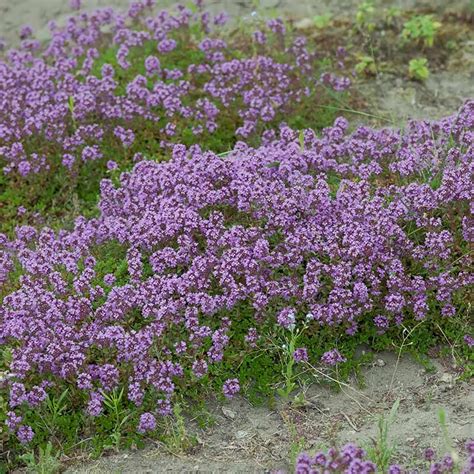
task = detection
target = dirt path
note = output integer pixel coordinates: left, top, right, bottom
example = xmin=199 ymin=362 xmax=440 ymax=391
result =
xmin=64 ymin=352 xmax=473 ymax=473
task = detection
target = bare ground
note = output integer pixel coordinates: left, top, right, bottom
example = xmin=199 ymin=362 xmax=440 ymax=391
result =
xmin=63 ymin=352 xmax=473 ymax=473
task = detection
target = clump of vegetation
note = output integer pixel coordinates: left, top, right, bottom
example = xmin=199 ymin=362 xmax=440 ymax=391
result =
xmin=408 ymin=57 xmax=430 ymax=81
xmin=401 ymin=14 xmax=442 ymax=48
xmin=0 ymin=0 xmax=351 ymax=236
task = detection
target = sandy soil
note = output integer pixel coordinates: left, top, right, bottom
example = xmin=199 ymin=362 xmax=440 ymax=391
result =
xmin=63 ymin=352 xmax=473 ymax=473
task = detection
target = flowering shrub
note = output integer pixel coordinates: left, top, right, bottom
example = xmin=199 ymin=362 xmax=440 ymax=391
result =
xmin=1 ymin=100 xmax=472 ymax=450
xmin=294 ymin=440 xmax=474 ymax=473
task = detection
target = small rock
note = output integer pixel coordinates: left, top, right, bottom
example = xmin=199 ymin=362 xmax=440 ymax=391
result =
xmin=235 ymin=430 xmax=248 ymax=440
xmin=294 ymin=18 xmax=313 ymax=30
xmin=222 ymin=407 xmax=236 ymax=419
xmin=376 ymin=359 xmax=386 ymax=367
xmin=440 ymin=373 xmax=454 ymax=384
xmin=406 ymin=437 xmax=415 ymax=442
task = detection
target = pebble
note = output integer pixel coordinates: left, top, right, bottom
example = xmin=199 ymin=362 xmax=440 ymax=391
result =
xmin=440 ymin=373 xmax=454 ymax=384
xmin=294 ymin=18 xmax=313 ymax=30
xmin=222 ymin=407 xmax=236 ymax=419
xmin=235 ymin=430 xmax=248 ymax=439
xmin=376 ymin=359 xmax=386 ymax=367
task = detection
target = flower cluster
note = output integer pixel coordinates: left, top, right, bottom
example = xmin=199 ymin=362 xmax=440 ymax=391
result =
xmin=321 ymin=349 xmax=346 ymax=366
xmin=0 ymin=1 xmax=348 ymax=180
xmin=222 ymin=378 xmax=240 ymax=399
xmin=295 ymin=440 xmax=474 ymax=473
xmin=0 ymin=100 xmax=472 ymax=443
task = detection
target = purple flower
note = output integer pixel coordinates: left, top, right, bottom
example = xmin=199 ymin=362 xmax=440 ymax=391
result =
xmin=144 ymin=56 xmax=160 ymax=75
xmin=388 ymin=465 xmax=403 ymax=474
xmin=157 ymin=39 xmax=177 ymax=54
xmin=464 ymin=335 xmax=474 ymax=348
xmin=157 ymin=398 xmax=172 ymax=416
xmin=192 ymin=360 xmax=208 ymax=378
xmin=466 ymin=440 xmax=474 ymax=454
xmin=430 ymin=462 xmax=443 ymax=474
xmin=19 ymin=25 xmax=33 ymax=40
xmin=295 ymin=452 xmax=312 ymax=473
xmin=69 ymin=0 xmax=81 ymax=10
xmin=374 ymin=315 xmax=389 ymax=333
xmin=77 ymin=373 xmax=93 ymax=390
xmin=267 ymin=18 xmax=286 ymax=35
xmin=87 ymin=391 xmax=104 ymax=417
xmin=62 ymin=154 xmax=76 ymax=170
xmin=293 ymin=348 xmax=308 ymax=363
xmin=113 ymin=127 xmax=135 ymax=148
xmin=103 ymin=273 xmax=116 ymax=286
xmin=442 ymin=455 xmax=454 ymax=470
xmin=18 ymin=161 xmax=31 ymax=176
xmin=253 ymin=31 xmax=267 ymax=45
xmin=137 ymin=412 xmax=156 ymax=433
xmin=17 ymin=425 xmax=34 ymax=444
xmin=321 ymin=349 xmax=346 ymax=366
xmin=313 ymin=452 xmax=326 ymax=466
xmin=107 ymin=160 xmax=118 ymax=171
xmin=81 ymin=145 xmax=102 ymax=162
xmin=277 ymin=308 xmax=296 ymax=330
xmin=244 ymin=328 xmax=258 ymax=347
xmin=26 ymin=385 xmax=47 ymax=407
xmin=222 ymin=378 xmax=240 ymax=399
xmin=424 ymin=447 xmax=436 ymax=461
xmin=9 ymin=383 xmax=27 ymax=408
xmin=5 ymin=411 xmax=22 ymax=431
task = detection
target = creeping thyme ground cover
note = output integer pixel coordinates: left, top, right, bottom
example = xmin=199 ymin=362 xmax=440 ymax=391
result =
xmin=0 ymin=0 xmax=349 ymax=234
xmin=0 ymin=0 xmax=473 ymax=472
xmin=1 ymin=101 xmax=473 ymax=467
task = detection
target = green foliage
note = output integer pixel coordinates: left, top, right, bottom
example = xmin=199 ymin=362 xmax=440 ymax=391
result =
xmin=19 ymin=442 xmax=62 ymax=474
xmin=355 ymin=55 xmax=377 ymax=76
xmin=286 ymin=420 xmax=307 ymax=467
xmin=90 ymin=387 xmax=143 ymax=456
xmin=276 ymin=326 xmax=303 ymax=400
xmin=438 ymin=408 xmax=461 ymax=468
xmin=401 ymin=15 xmax=441 ymax=48
xmin=313 ymin=13 xmax=333 ymax=29
xmin=101 ymin=388 xmax=133 ymax=452
xmin=160 ymin=403 xmax=197 ymax=454
xmin=355 ymin=1 xmax=376 ymax=33
xmin=384 ymin=7 xmax=402 ymax=27
xmin=408 ymin=57 xmax=430 ymax=81
xmin=366 ymin=399 xmax=400 ymax=471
